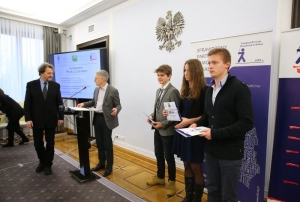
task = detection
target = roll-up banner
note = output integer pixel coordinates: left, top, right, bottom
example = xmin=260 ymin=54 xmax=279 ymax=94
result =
xmin=191 ymin=31 xmax=272 ymax=202
xmin=268 ymin=28 xmax=300 ymax=202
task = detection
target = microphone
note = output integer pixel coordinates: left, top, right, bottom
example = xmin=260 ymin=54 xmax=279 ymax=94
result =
xmin=70 ymin=86 xmax=86 ymax=99
xmin=63 ymin=87 xmax=86 ymax=108
xmin=66 ymin=86 xmax=86 ymax=100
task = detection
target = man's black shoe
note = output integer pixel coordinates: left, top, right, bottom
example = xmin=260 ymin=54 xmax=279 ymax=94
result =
xmin=19 ymin=138 xmax=29 ymax=145
xmin=2 ymin=143 xmax=14 ymax=147
xmin=91 ymin=164 xmax=105 ymax=171
xmin=102 ymin=168 xmax=112 ymax=177
xmin=44 ymin=166 xmax=52 ymax=175
xmin=36 ymin=163 xmax=44 ymax=172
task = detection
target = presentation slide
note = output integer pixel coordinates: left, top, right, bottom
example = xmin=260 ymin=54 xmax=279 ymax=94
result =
xmin=53 ymin=49 xmax=101 ymax=99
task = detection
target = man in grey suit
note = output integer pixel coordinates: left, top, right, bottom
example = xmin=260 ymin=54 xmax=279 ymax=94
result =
xmin=77 ymin=70 xmax=121 ymax=177
xmin=146 ymin=65 xmax=180 ymax=197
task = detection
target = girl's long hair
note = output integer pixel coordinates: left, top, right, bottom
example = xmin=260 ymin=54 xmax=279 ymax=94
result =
xmin=180 ymin=59 xmax=206 ymax=100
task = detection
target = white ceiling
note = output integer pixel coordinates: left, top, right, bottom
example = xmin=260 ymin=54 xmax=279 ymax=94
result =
xmin=0 ymin=0 xmax=127 ymax=28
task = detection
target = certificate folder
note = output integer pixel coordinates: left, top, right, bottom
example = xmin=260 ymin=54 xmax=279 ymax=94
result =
xmin=175 ymin=127 xmax=207 ymax=137
xmin=163 ymin=102 xmax=182 ymax=121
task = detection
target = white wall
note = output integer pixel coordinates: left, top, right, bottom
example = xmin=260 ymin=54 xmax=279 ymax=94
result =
xmin=281 ymin=0 xmax=293 ymax=31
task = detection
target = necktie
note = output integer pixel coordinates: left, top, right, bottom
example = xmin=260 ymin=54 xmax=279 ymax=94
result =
xmin=43 ymin=82 xmax=48 ymax=99
xmin=156 ymin=89 xmax=164 ymax=109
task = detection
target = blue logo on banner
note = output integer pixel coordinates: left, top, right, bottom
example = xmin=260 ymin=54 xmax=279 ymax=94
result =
xmin=296 ymin=47 xmax=300 ymax=64
xmin=238 ymin=48 xmax=246 ymax=63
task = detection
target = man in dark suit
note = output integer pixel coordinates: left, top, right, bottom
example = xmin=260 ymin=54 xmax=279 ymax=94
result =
xmin=0 ymin=88 xmax=29 ymax=147
xmin=77 ymin=70 xmax=121 ymax=177
xmin=191 ymin=48 xmax=254 ymax=202
xmin=24 ymin=62 xmax=64 ymax=175
xmin=146 ymin=65 xmax=180 ymax=197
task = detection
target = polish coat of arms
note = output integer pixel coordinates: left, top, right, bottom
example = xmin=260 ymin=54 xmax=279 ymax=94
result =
xmin=156 ymin=11 xmax=184 ymax=52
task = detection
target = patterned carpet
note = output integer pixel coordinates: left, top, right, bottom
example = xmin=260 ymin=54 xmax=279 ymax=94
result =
xmin=0 ymin=142 xmax=132 ymax=202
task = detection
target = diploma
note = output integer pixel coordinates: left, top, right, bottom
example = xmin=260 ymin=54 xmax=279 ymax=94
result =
xmin=175 ymin=127 xmax=207 ymax=137
xmin=163 ymin=102 xmax=181 ymax=121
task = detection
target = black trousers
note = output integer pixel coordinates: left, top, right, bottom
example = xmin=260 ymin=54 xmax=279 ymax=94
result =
xmin=33 ymin=127 xmax=56 ymax=166
xmin=94 ymin=113 xmax=113 ymax=169
xmin=6 ymin=120 xmax=27 ymax=143
xmin=154 ymin=130 xmax=176 ymax=181
xmin=205 ymin=152 xmax=242 ymax=202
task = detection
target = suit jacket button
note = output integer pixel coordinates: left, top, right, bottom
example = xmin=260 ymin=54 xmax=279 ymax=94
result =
xmin=211 ymin=125 xmax=213 ymax=128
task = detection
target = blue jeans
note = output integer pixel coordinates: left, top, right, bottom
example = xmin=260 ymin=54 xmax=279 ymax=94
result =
xmin=205 ymin=152 xmax=242 ymax=202
xmin=154 ymin=130 xmax=176 ymax=181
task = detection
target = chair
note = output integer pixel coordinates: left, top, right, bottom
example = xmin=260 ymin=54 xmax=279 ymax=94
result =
xmin=18 ymin=102 xmax=31 ymax=136
xmin=0 ymin=114 xmax=8 ymax=140
xmin=0 ymin=102 xmax=30 ymax=141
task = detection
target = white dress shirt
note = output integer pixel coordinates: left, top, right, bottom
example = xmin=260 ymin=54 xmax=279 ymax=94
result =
xmin=96 ymin=83 xmax=108 ymax=113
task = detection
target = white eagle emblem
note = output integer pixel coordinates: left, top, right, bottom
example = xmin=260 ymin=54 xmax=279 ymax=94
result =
xmin=156 ymin=11 xmax=184 ymax=52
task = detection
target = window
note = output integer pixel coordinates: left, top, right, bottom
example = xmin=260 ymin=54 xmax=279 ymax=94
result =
xmin=0 ymin=18 xmax=44 ymax=101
